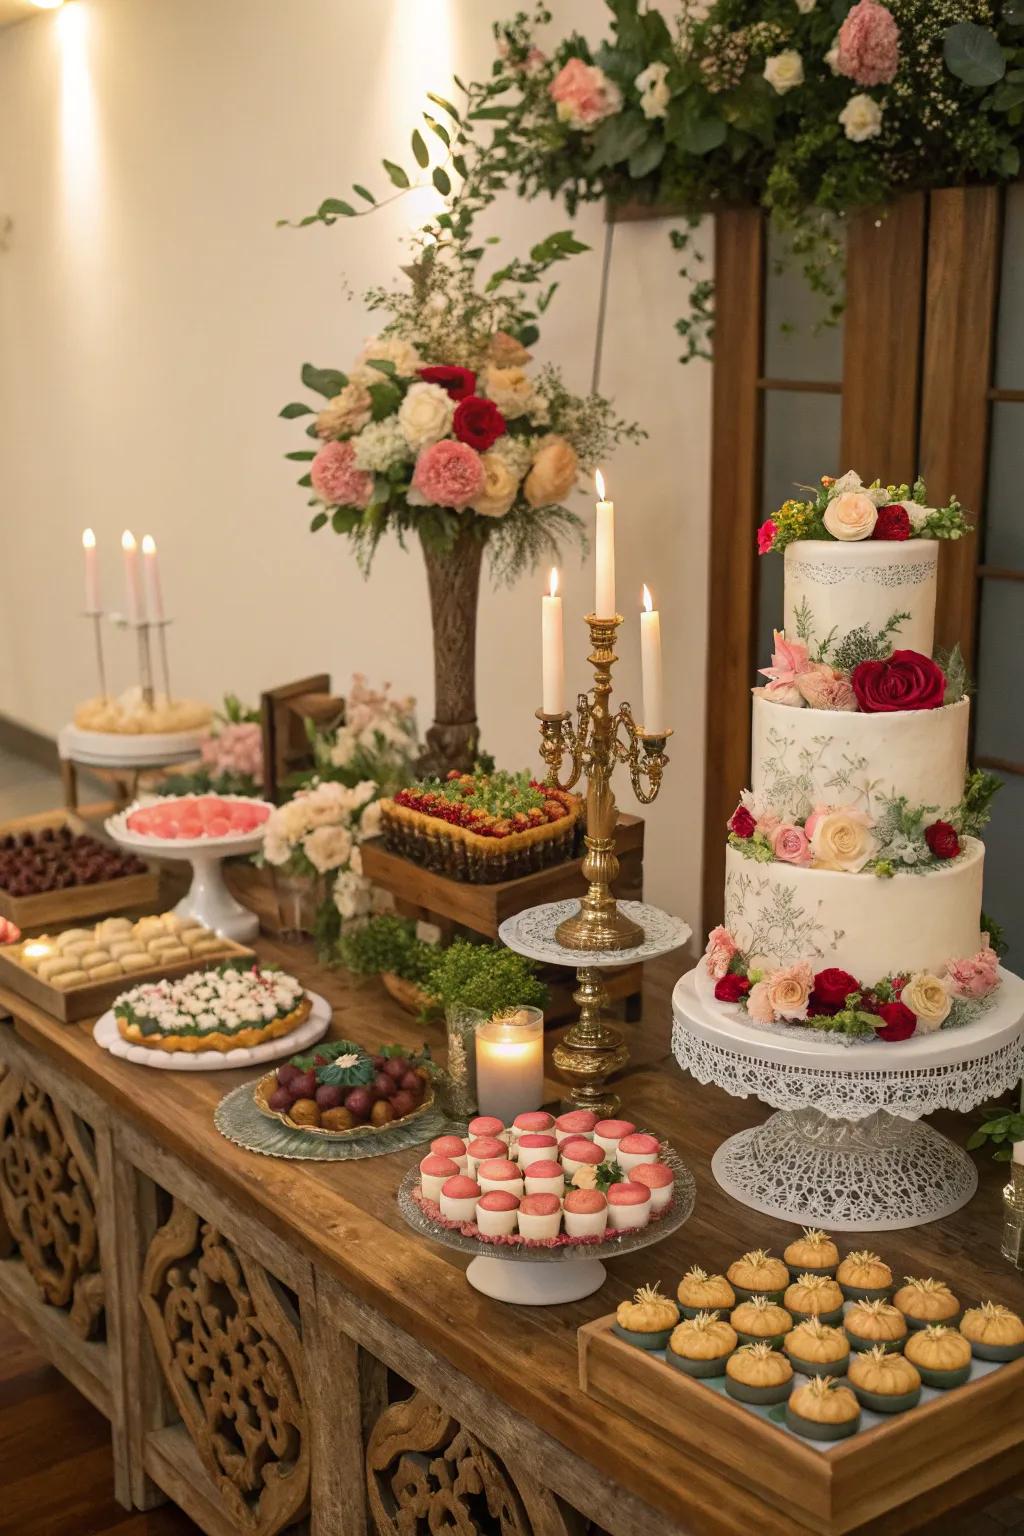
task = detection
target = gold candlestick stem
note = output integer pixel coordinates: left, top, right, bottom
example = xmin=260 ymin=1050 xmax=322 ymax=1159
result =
xmin=87 ymin=612 xmax=108 ymax=699
xmin=136 ymin=623 xmax=155 ymax=708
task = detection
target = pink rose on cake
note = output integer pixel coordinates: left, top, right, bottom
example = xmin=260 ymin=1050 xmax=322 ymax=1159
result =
xmin=945 ymin=942 xmax=1000 ymax=1000
xmin=772 ymin=822 xmax=813 ymax=866
xmin=549 ymin=58 xmax=622 ymax=129
xmin=745 ymin=980 xmax=777 ymax=1024
xmin=764 ymin=961 xmax=814 ymax=1021
xmin=704 ymin=925 xmax=738 ymax=979
xmin=808 ymin=806 xmax=878 ymax=873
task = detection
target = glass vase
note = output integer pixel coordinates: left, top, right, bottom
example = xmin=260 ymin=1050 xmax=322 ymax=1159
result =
xmin=441 ymin=1003 xmax=486 ymax=1119
xmin=271 ymin=868 xmax=323 ymax=943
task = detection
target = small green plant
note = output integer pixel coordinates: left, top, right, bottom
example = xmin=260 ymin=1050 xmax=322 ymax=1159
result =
xmin=422 ymin=938 xmax=547 ymax=1017
xmin=966 ymin=1106 xmax=1024 ymax=1162
xmin=337 ymin=915 xmax=435 ymax=986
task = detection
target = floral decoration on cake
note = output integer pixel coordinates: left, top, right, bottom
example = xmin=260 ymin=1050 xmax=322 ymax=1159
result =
xmin=703 ymin=926 xmax=1001 ymax=1039
xmin=755 ymin=630 xmax=964 ymax=718
xmin=112 ymin=963 xmax=310 ymax=1053
xmin=757 ymin=472 xmax=969 ymax=556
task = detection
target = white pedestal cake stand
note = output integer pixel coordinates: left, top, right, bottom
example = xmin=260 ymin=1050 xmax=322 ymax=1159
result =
xmin=672 ymin=967 xmax=1024 ymax=1232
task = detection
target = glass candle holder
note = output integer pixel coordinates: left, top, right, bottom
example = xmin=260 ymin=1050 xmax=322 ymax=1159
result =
xmin=1001 ymin=1162 xmax=1024 ymax=1269
xmin=474 ymin=1007 xmax=545 ymax=1125
xmin=442 ymin=1003 xmax=486 ymax=1120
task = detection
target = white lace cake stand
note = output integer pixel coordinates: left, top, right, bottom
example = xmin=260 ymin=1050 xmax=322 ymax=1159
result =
xmin=672 ymin=966 xmax=1024 ymax=1232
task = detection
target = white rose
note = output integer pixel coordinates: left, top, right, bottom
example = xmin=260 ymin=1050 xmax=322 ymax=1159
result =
xmin=354 ymin=334 xmax=422 ymax=379
xmin=360 ymin=800 xmax=383 ymax=840
xmin=839 ymin=93 xmax=883 ymax=143
xmin=901 ymin=972 xmax=952 ymax=1031
xmin=303 ymin=824 xmax=353 ymax=874
xmin=795 ymin=0 xmax=816 ymax=10
xmin=824 ymin=36 xmax=840 ymax=73
xmin=823 ymin=490 xmax=878 ymax=541
xmin=900 ymin=499 xmax=932 ymax=531
xmin=830 ymin=470 xmax=863 ymax=495
xmin=472 ymin=452 xmax=519 ymax=518
xmin=483 ymin=365 xmax=535 ymax=420
xmin=635 ymin=61 xmax=671 ymax=120
xmin=764 ymin=50 xmax=804 ymax=94
xmin=398 ymin=381 xmax=453 ymax=451
xmin=809 ymin=808 xmax=879 ymax=873
xmin=334 ymin=869 xmax=373 ymax=920
xmin=262 ymin=828 xmax=292 ymax=867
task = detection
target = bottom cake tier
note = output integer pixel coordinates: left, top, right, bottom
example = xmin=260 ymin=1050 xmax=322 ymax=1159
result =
xmin=722 ymin=837 xmax=985 ymax=983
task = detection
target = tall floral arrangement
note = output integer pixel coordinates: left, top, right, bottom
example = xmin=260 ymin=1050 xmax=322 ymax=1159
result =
xmin=262 ymin=779 xmax=383 ymax=950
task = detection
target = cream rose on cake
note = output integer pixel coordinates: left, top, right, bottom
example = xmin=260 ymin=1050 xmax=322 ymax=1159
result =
xmin=823 ymin=489 xmax=878 ymax=540
xmin=807 ymin=807 xmax=879 ymax=872
xmin=901 ymin=972 xmax=952 ymax=1031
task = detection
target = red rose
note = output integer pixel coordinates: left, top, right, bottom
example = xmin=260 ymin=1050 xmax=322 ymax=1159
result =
xmin=452 ymin=395 xmax=507 ymax=452
xmin=810 ymin=967 xmax=860 ymax=1016
xmin=715 ymin=973 xmax=751 ymax=1003
xmin=851 ymin=650 xmax=946 ymax=713
xmin=924 ymin=820 xmax=960 ymax=860
xmin=872 ymin=504 xmax=911 ymax=541
xmin=874 ymin=1000 xmax=917 ymax=1041
xmin=728 ymin=805 xmax=757 ymax=839
xmin=418 ymin=365 xmax=477 ymax=401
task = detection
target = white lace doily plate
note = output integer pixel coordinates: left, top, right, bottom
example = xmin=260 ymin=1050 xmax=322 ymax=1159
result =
xmin=93 ymin=990 xmax=331 ymax=1071
xmin=499 ymin=901 xmax=691 ymax=968
xmin=672 ymin=966 xmax=1024 ymax=1120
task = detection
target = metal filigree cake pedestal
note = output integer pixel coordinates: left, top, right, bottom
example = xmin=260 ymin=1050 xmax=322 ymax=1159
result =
xmin=672 ymin=966 xmax=1024 ymax=1232
xmin=499 ymin=900 xmax=690 ymax=1116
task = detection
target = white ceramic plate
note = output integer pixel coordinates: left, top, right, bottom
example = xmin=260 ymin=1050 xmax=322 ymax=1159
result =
xmin=92 ymin=989 xmax=331 ymax=1070
xmin=59 ymin=723 xmax=210 ymax=766
xmin=105 ymin=794 xmax=274 ymax=857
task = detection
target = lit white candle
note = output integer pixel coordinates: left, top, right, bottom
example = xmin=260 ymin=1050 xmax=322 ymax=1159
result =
xmin=640 ymin=584 xmax=665 ymax=734
xmin=475 ymin=1009 xmax=545 ymax=1125
xmin=542 ymin=567 xmax=565 ymax=715
xmin=121 ymin=530 xmax=145 ymax=625
xmin=594 ymin=469 xmax=615 ymax=619
xmin=141 ymin=534 xmax=165 ymax=623
xmin=82 ymin=528 xmax=100 ymax=613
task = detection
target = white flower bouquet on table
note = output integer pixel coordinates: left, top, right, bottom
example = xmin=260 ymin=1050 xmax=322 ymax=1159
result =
xmin=261 ymin=779 xmax=382 ymax=949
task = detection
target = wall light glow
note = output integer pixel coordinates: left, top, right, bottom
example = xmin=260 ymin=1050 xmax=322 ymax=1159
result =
xmin=386 ymin=0 xmax=457 ymax=229
xmin=57 ymin=0 xmax=100 ymax=230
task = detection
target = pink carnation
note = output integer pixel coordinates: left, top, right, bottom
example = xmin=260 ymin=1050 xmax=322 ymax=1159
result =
xmin=837 ymin=0 xmax=900 ymax=86
xmin=945 ymin=944 xmax=1000 ymax=1000
xmin=797 ymin=667 xmax=859 ymax=712
xmin=201 ymin=721 xmax=263 ymax=781
xmin=757 ymin=519 xmax=777 ymax=555
xmin=704 ymin=925 xmax=738 ymax=980
xmin=772 ymin=822 xmax=812 ymax=867
xmin=746 ymin=981 xmax=776 ymax=1024
xmin=412 ymin=440 xmax=486 ymax=509
xmin=549 ymin=58 xmax=622 ymax=129
xmin=311 ymin=440 xmax=374 ymax=508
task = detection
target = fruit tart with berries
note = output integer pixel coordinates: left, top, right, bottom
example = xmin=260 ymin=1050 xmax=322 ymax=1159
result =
xmin=255 ymin=1040 xmax=435 ymax=1137
xmin=379 ymin=768 xmax=581 ymax=883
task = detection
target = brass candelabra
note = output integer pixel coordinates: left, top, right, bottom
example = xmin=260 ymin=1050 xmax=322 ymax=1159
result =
xmin=537 ymin=612 xmax=671 ymax=1113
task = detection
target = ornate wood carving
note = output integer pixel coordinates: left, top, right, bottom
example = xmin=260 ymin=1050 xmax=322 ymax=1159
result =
xmin=366 ymin=1389 xmax=575 ymax=1536
xmin=141 ymin=1199 xmax=309 ymax=1535
xmin=0 ymin=1071 xmax=104 ymax=1337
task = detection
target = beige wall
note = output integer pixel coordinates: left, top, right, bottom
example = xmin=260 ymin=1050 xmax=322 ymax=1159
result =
xmin=0 ymin=0 xmax=711 ymax=931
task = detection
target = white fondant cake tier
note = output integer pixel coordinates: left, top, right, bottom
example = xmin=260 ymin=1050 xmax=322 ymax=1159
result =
xmin=783 ymin=539 xmax=938 ymax=657
xmin=751 ymin=695 xmax=969 ymax=822
xmin=723 ymin=837 xmax=984 ymax=981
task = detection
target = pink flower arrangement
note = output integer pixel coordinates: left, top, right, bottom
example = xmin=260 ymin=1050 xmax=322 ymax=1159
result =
xmin=757 ymin=519 xmax=777 ymax=556
xmin=704 ymin=925 xmax=738 ymax=980
xmin=945 ymin=943 xmax=1000 ymax=1000
xmin=548 ymin=58 xmax=622 ymax=129
xmin=200 ymin=722 xmax=263 ymax=782
xmin=836 ymin=0 xmax=900 ymax=86
xmin=772 ymin=823 xmax=812 ymax=867
xmin=311 ymin=441 xmax=374 ymax=508
xmin=412 ymin=440 xmax=486 ymax=508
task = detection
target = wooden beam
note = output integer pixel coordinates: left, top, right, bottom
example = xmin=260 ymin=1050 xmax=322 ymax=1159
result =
xmin=920 ymin=186 xmax=1002 ymax=666
xmin=702 ymin=208 xmax=765 ymax=931
xmin=840 ymin=194 xmax=926 ymax=481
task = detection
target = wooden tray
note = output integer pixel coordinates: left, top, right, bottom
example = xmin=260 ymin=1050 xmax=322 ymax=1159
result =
xmin=0 ymin=866 xmax=160 ymax=931
xmin=578 ymin=1315 xmax=1024 ymax=1535
xmin=0 ymin=936 xmax=255 ymax=1024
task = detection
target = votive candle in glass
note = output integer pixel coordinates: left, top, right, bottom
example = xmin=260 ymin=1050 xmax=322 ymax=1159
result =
xmin=475 ymin=1007 xmax=545 ymax=1125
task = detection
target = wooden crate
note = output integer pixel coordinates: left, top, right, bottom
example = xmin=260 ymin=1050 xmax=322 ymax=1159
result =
xmin=578 ymin=1315 xmax=1024 ymax=1536
xmin=0 ymin=937 xmax=255 ymax=1023
xmin=0 ymin=867 xmax=160 ymax=932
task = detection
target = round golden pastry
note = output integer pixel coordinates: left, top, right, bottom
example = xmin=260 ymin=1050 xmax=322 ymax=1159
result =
xmin=784 ymin=1228 xmax=840 ymax=1276
xmin=676 ymin=1266 xmax=735 ymax=1317
xmin=785 ymin=1376 xmax=860 ymax=1441
xmin=731 ymin=1294 xmax=793 ymax=1344
xmin=844 ymin=1299 xmax=907 ymax=1352
xmin=616 ymin=1284 xmax=679 ymax=1337
xmin=837 ymin=1250 xmax=893 ymax=1300
xmin=667 ymin=1311 xmax=737 ymax=1376
xmin=848 ymin=1346 xmax=921 ymax=1413
xmin=726 ymin=1248 xmax=789 ymax=1300
xmin=785 ymin=1317 xmax=851 ymax=1376
xmin=725 ymin=1342 xmax=793 ymax=1404
xmin=116 ymin=997 xmax=310 ymax=1053
xmin=893 ymin=1276 xmax=961 ymax=1328
xmin=784 ymin=1273 xmax=845 ymax=1323
xmin=960 ymin=1302 xmax=1024 ymax=1362
xmin=904 ymin=1325 xmax=972 ymax=1388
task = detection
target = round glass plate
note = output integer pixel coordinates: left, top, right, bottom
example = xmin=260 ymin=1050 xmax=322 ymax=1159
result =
xmin=253 ymin=1068 xmax=437 ymax=1141
xmin=396 ymin=1139 xmax=695 ymax=1264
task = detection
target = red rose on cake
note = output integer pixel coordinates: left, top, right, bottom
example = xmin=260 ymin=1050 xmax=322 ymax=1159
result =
xmin=715 ymin=973 xmax=751 ymax=1003
xmin=809 ymin=967 xmax=860 ymax=1016
xmin=850 ymin=650 xmax=946 ymax=713
xmin=874 ymin=1001 xmax=917 ymax=1041
xmin=728 ymin=804 xmax=757 ymax=839
xmin=924 ymin=820 xmax=961 ymax=859
xmin=453 ymin=395 xmax=507 ymax=452
xmin=871 ymin=504 xmax=912 ymax=541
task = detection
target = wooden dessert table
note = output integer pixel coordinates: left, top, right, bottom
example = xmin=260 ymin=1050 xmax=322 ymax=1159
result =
xmin=0 ymin=941 xmax=1020 ymax=1536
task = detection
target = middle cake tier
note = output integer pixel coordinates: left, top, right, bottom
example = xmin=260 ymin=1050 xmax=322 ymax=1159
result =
xmin=723 ymin=837 xmax=984 ymax=982
xmin=751 ymin=694 xmax=970 ymax=823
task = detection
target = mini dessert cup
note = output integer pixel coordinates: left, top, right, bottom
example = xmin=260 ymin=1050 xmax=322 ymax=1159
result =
xmin=785 ymin=1404 xmax=860 ymax=1441
xmin=439 ymin=1175 xmax=481 ymax=1223
xmin=511 ymin=1111 xmax=555 ymax=1143
xmin=627 ymin=1161 xmax=674 ymax=1212
xmin=465 ymin=1137 xmax=507 ymax=1177
xmin=787 ymin=1303 xmax=845 ymax=1328
xmin=851 ymin=1383 xmax=921 ymax=1415
xmin=475 ymin=1190 xmax=519 ymax=1238
xmin=560 ymin=1139 xmax=606 ymax=1178
xmin=476 ymin=1159 xmax=525 ymax=1199
xmin=431 ymin=1134 xmax=469 ymax=1173
xmin=523 ymin=1160 xmax=565 ymax=1199
xmin=562 ymin=1188 xmax=608 ymax=1240
xmin=913 ymin=1359 xmax=971 ymax=1389
xmin=726 ymin=1377 xmax=792 ymax=1406
xmin=419 ymin=1154 xmax=461 ymax=1203
xmin=554 ymin=1109 xmax=598 ymax=1145
xmin=593 ymin=1119 xmax=636 ymax=1159
xmin=606 ymin=1182 xmax=652 ymax=1232
xmin=840 ymin=1281 xmax=892 ymax=1303
xmin=517 ymin=1193 xmax=562 ymax=1240
xmin=616 ymin=1133 xmax=660 ymax=1175
xmin=613 ymin=1311 xmax=679 ymax=1352
xmin=515 ymin=1133 xmax=558 ymax=1169
xmin=967 ymin=1337 xmax=1024 ymax=1363
xmin=785 ymin=1346 xmax=850 ymax=1379
xmin=468 ymin=1115 xmax=507 ymax=1143
xmin=667 ymin=1347 xmax=731 ymax=1379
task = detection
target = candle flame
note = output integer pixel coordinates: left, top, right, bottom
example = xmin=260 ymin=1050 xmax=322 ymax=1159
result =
xmin=82 ymin=528 xmax=96 ymax=550
xmin=121 ymin=529 xmax=136 ymax=552
xmin=643 ymin=584 xmax=653 ymax=613
xmin=595 ymin=468 xmax=606 ymax=501
xmin=549 ymin=567 xmax=559 ymax=598
xmin=141 ymin=534 xmax=157 ymax=555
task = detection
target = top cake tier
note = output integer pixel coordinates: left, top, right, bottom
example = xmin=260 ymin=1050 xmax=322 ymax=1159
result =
xmin=783 ymin=539 xmax=937 ymax=659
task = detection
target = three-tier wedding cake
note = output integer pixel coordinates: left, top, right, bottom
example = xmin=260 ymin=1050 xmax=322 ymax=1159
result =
xmin=699 ymin=471 xmax=1003 ymax=1043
